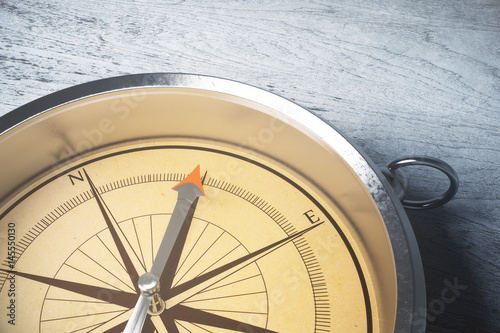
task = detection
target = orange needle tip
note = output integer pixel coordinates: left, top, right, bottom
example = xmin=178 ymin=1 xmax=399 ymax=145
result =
xmin=172 ymin=165 xmax=205 ymax=195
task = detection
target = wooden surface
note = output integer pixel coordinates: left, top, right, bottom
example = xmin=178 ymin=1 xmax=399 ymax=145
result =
xmin=1 ymin=1 xmax=499 ymax=332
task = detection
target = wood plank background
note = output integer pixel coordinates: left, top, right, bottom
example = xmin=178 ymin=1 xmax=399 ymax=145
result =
xmin=1 ymin=0 xmax=499 ymax=332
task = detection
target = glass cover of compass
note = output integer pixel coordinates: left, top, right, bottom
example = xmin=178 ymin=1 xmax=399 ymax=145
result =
xmin=0 ymin=73 xmax=425 ymax=332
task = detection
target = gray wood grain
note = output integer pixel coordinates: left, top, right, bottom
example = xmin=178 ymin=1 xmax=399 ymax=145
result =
xmin=1 ymin=0 xmax=499 ymax=332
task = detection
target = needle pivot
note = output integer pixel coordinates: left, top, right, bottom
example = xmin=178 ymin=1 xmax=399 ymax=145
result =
xmin=138 ymin=273 xmax=166 ymax=316
xmin=138 ymin=273 xmax=160 ymax=296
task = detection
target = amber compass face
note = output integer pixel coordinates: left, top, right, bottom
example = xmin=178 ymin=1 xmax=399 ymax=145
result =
xmin=0 ymin=74 xmax=425 ymax=332
xmin=1 ymin=142 xmax=379 ymax=332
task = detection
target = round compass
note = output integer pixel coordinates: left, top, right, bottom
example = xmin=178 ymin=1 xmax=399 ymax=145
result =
xmin=0 ymin=73 xmax=432 ymax=332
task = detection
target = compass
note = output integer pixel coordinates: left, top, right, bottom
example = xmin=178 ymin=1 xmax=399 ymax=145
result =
xmin=0 ymin=74 xmax=455 ymax=332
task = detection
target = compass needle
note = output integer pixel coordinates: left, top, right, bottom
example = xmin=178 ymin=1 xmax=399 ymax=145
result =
xmin=124 ymin=166 xmax=204 ymax=333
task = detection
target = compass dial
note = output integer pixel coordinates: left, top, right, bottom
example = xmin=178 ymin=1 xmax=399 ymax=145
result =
xmin=2 ymin=143 xmax=382 ymax=332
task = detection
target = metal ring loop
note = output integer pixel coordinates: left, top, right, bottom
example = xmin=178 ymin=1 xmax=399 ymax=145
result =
xmin=387 ymin=156 xmax=459 ymax=210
